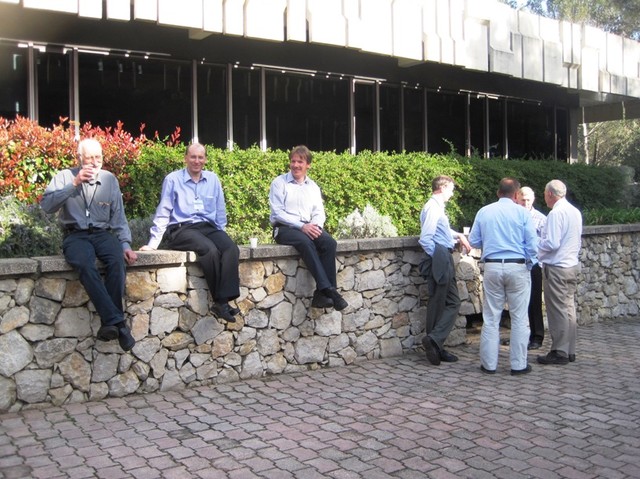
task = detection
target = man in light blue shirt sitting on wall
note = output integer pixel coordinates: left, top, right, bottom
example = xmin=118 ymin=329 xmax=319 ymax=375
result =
xmin=269 ymin=145 xmax=348 ymax=311
xmin=141 ymin=143 xmax=241 ymax=323
xmin=418 ymin=175 xmax=471 ymax=366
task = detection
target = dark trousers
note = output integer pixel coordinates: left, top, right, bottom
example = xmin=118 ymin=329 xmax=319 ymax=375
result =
xmin=166 ymin=222 xmax=240 ymax=302
xmin=274 ymin=225 xmax=337 ymax=291
xmin=63 ymin=230 xmax=125 ymax=327
xmin=422 ymin=252 xmax=460 ymax=350
xmin=529 ymin=263 xmax=544 ymax=343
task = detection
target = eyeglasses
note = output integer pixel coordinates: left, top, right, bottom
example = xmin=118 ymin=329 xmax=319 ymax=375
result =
xmin=82 ymin=155 xmax=103 ymax=161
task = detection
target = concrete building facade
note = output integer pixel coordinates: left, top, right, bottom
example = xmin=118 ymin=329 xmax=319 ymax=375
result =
xmin=1 ymin=0 xmax=640 ymax=161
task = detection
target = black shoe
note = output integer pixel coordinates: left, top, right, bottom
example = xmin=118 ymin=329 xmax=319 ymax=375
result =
xmin=440 ymin=349 xmax=458 ymax=362
xmin=527 ymin=341 xmax=542 ymax=350
xmin=97 ymin=325 xmax=118 ymax=341
xmin=536 ymin=350 xmax=569 ymax=365
xmin=228 ymin=305 xmax=241 ymax=316
xmin=324 ymin=287 xmax=348 ymax=311
xmin=421 ymin=336 xmax=441 ymax=365
xmin=569 ymin=354 xmax=576 ymax=362
xmin=117 ymin=324 xmax=135 ymax=351
xmin=480 ymin=365 xmax=496 ymax=374
xmin=511 ymin=364 xmax=532 ymax=376
xmin=311 ymin=290 xmax=333 ymax=309
xmin=212 ymin=302 xmax=237 ymax=322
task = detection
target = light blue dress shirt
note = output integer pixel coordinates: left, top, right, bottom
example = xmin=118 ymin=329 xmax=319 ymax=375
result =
xmin=147 ymin=168 xmax=227 ymax=249
xmin=468 ymin=197 xmax=538 ymax=263
xmin=418 ymin=196 xmax=456 ymax=256
xmin=269 ymin=171 xmax=326 ymax=229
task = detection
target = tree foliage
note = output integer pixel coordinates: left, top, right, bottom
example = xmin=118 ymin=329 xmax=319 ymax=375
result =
xmin=514 ymin=0 xmax=640 ymax=40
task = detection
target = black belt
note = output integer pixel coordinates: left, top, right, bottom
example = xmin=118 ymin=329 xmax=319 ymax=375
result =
xmin=64 ymin=224 xmax=106 ymax=235
xmin=484 ymin=258 xmax=525 ymax=264
xmin=168 ymin=222 xmax=195 ymax=232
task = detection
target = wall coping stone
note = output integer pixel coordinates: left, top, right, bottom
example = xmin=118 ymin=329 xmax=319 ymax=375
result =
xmin=0 ymin=224 xmax=638 ymax=276
xmin=0 ymin=258 xmax=38 ymax=276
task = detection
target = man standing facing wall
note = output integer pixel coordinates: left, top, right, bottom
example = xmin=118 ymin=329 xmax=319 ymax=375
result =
xmin=537 ymin=179 xmax=583 ymax=365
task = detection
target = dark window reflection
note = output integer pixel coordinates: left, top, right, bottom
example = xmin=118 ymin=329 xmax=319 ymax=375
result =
xmin=198 ymin=63 xmax=227 ymax=148
xmin=379 ymin=84 xmax=400 ymax=152
xmin=469 ymin=95 xmax=485 ymax=157
xmin=556 ymin=107 xmax=568 ymax=161
xmin=78 ymin=54 xmax=191 ymax=140
xmin=265 ymin=71 xmax=349 ymax=152
xmin=488 ymin=98 xmax=504 ymax=157
xmin=38 ymin=51 xmax=69 ymax=127
xmin=232 ymin=67 xmax=260 ymax=149
xmin=0 ymin=44 xmax=28 ymax=119
xmin=355 ymin=82 xmax=375 ymax=152
xmin=507 ymin=101 xmax=554 ymax=159
xmin=427 ymin=91 xmax=465 ymax=155
xmin=403 ymin=87 xmax=424 ymax=152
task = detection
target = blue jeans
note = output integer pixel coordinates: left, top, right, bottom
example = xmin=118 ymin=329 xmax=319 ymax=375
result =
xmin=63 ymin=230 xmax=125 ymax=327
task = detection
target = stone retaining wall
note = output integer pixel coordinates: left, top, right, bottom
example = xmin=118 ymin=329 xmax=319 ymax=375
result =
xmin=0 ymin=225 xmax=638 ymax=411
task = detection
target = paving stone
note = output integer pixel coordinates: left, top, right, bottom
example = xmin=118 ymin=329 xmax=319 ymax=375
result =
xmin=1 ymin=319 xmax=639 ymax=478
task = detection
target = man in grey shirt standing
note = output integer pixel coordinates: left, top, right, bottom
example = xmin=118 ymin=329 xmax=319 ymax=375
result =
xmin=41 ymin=138 xmax=138 ymax=351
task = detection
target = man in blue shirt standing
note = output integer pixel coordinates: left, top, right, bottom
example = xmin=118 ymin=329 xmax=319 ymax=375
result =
xmin=269 ymin=145 xmax=348 ymax=311
xmin=140 ymin=143 xmax=241 ymax=323
xmin=468 ymin=178 xmax=538 ymax=375
xmin=419 ymin=175 xmax=471 ymax=365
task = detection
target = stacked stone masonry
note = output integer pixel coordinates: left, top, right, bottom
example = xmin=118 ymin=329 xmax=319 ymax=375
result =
xmin=0 ymin=226 xmax=638 ymax=411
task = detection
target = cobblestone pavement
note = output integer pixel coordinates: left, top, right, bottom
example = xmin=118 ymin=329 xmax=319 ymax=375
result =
xmin=1 ymin=318 xmax=639 ymax=479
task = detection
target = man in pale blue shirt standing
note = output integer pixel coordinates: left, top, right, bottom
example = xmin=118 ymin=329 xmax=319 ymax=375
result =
xmin=468 ymin=178 xmax=538 ymax=376
xmin=140 ymin=143 xmax=241 ymax=323
xmin=536 ymin=179 xmax=582 ymax=365
xmin=418 ymin=175 xmax=471 ymax=366
xmin=269 ymin=145 xmax=348 ymax=311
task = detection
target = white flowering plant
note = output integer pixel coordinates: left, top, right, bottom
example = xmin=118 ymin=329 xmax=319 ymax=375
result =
xmin=335 ymin=204 xmax=398 ymax=239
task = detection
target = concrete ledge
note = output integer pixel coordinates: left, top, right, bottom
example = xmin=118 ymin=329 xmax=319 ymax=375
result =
xmin=582 ymin=224 xmax=640 ymax=235
xmin=0 ymin=258 xmax=38 ymax=276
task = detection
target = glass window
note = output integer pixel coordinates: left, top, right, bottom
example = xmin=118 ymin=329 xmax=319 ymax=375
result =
xmin=427 ymin=91 xmax=465 ymax=155
xmin=488 ymin=98 xmax=504 ymax=157
xmin=232 ymin=67 xmax=260 ymax=149
xmin=265 ymin=71 xmax=349 ymax=152
xmin=379 ymin=84 xmax=400 ymax=153
xmin=78 ymin=54 xmax=191 ymax=140
xmin=0 ymin=44 xmax=28 ymax=120
xmin=354 ymin=82 xmax=375 ymax=153
xmin=403 ymin=86 xmax=425 ymax=152
xmin=198 ymin=63 xmax=227 ymax=148
xmin=507 ymin=101 xmax=554 ymax=159
xmin=469 ymin=95 xmax=486 ymax=157
xmin=37 ymin=50 xmax=69 ymax=127
xmin=556 ymin=107 xmax=568 ymax=161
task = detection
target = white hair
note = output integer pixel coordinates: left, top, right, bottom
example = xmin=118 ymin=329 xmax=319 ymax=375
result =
xmin=545 ymin=179 xmax=567 ymax=198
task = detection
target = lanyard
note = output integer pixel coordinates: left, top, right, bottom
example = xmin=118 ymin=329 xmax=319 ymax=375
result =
xmin=80 ymin=182 xmax=98 ymax=218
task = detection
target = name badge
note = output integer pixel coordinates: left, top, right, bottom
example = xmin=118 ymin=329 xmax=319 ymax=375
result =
xmin=194 ymin=199 xmax=204 ymax=211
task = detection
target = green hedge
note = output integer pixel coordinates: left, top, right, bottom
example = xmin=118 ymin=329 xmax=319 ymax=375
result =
xmin=120 ymin=146 xmax=631 ymax=242
xmin=1 ymin=145 xmax=637 ymax=258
